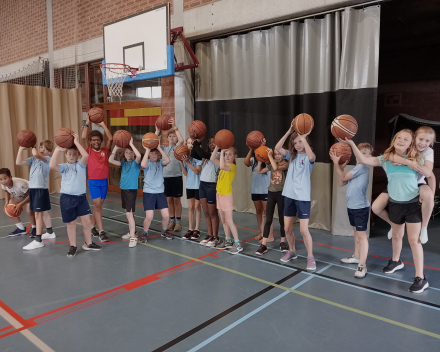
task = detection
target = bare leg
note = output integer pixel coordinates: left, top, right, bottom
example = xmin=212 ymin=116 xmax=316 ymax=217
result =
xmin=167 ymin=197 xmax=175 ymax=218
xmin=284 ymin=216 xmax=296 ymax=252
xmin=91 ymin=198 xmax=104 ymax=231
xmin=144 ymin=210 xmax=154 ymax=232
xmin=188 ymin=198 xmax=195 ymax=230
xmin=35 ymin=212 xmax=44 ymax=235
xmin=419 ymin=185 xmax=434 ymax=228
xmin=26 ymin=204 xmax=36 ymax=226
xmin=356 ymin=230 xmax=369 ymax=265
xmin=391 ymin=222 xmax=405 ymax=261
xmin=200 ymin=198 xmax=212 ymax=237
xmin=174 ymin=197 xmax=182 ymax=218
xmin=42 ymin=211 xmax=52 ymax=229
xmin=195 ymin=199 xmax=201 ymax=230
xmin=80 ymin=214 xmax=92 ymax=245
xmin=372 ymin=193 xmax=392 ymax=226
xmin=208 ymin=204 xmax=219 ymax=237
xmin=254 ymin=200 xmax=264 ymax=240
xmin=353 ymin=227 xmax=360 ymax=257
xmin=160 ymin=208 xmax=170 ymax=230
xmin=126 ymin=211 xmax=136 ymax=237
xmin=66 ymin=221 xmax=77 ymax=246
xmin=406 ymin=222 xmax=424 ymax=278
xmin=223 ymin=210 xmax=239 ymax=241
xmin=218 ymin=209 xmax=230 ymax=239
xmin=299 ymin=219 xmax=313 ymax=257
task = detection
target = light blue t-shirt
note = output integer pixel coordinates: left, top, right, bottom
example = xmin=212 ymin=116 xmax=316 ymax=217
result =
xmin=26 ymin=156 xmax=51 ymax=189
xmin=250 ymin=157 xmax=270 ymax=194
xmin=346 ymin=164 xmax=370 ymax=209
xmin=282 ymin=151 xmax=315 ymax=201
xmin=200 ymin=153 xmax=220 ymax=183
xmin=120 ymin=160 xmax=141 ymax=190
xmin=378 ymin=155 xmax=421 ymax=202
xmin=184 ymin=157 xmax=203 ymax=189
xmin=59 ymin=161 xmax=87 ymax=195
xmin=161 ymin=145 xmax=182 ymax=178
xmin=143 ymin=160 xmax=166 ymax=194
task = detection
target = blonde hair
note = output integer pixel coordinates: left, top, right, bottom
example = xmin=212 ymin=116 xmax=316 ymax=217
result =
xmin=415 ymin=126 xmax=436 ymax=147
xmin=357 ymin=142 xmax=373 ymax=155
xmin=226 ymin=147 xmax=237 ymax=165
xmin=185 ymin=136 xmax=193 ymax=147
xmin=40 ymin=140 xmax=54 ymax=153
xmin=288 ymin=132 xmax=312 ymax=161
xmin=383 ymin=129 xmax=419 ymax=162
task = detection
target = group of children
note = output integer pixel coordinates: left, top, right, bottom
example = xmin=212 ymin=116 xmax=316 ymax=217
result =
xmin=1 ymin=115 xmax=436 ymax=292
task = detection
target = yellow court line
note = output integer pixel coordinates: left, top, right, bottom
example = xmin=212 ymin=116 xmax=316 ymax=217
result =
xmin=107 ymin=230 xmax=440 ymax=340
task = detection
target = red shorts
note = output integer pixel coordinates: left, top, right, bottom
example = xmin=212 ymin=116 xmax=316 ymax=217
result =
xmin=216 ymin=194 xmax=234 ymax=212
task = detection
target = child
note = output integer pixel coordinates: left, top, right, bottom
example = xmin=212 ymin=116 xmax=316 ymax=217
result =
xmin=330 ymin=143 xmax=373 ymax=278
xmin=49 ymin=134 xmax=102 ymax=257
xmin=255 ymin=148 xmax=289 ymax=255
xmin=155 ymin=117 xmax=184 ymax=232
xmin=0 ymin=168 xmax=35 ymax=238
xmin=244 ymin=141 xmax=271 ymax=241
xmin=371 ymin=126 xmax=435 ymax=244
xmin=346 ymin=130 xmax=428 ymax=292
xmin=179 ymin=137 xmax=203 ymax=240
xmin=81 ymin=119 xmax=113 ymax=242
xmin=275 ymin=127 xmax=316 ymax=271
xmin=211 ymin=146 xmax=242 ymax=254
xmin=140 ymin=142 xmax=172 ymax=242
xmin=16 ymin=140 xmax=56 ymax=250
xmin=109 ymin=138 xmax=141 ymax=248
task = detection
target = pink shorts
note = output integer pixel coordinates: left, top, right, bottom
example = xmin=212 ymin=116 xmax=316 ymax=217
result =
xmin=216 ymin=194 xmax=234 ymax=212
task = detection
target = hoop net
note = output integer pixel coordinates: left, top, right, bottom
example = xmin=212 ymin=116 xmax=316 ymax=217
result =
xmin=100 ymin=63 xmax=138 ymax=102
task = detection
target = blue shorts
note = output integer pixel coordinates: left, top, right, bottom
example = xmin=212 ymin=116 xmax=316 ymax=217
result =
xmin=283 ymin=197 xmax=311 ymax=219
xmin=60 ymin=194 xmax=91 ymax=223
xmin=347 ymin=207 xmax=370 ymax=231
xmin=199 ymin=181 xmax=216 ymax=204
xmin=88 ymin=179 xmax=108 ymax=200
xmin=29 ymin=189 xmax=51 ymax=212
xmin=143 ymin=192 xmax=168 ymax=211
xmin=252 ymin=194 xmax=268 ymax=202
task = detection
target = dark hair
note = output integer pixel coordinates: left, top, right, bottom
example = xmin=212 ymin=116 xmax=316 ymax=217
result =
xmin=0 ymin=168 xmax=12 ymax=178
xmin=206 ymin=136 xmax=215 ymax=153
xmin=67 ymin=145 xmax=79 ymax=152
xmin=88 ymin=130 xmax=103 ymax=142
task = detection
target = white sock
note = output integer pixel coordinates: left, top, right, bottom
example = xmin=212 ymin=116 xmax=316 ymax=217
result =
xmin=31 ymin=225 xmax=36 ymax=229
xmin=387 ymin=228 xmax=393 ymax=240
xmin=420 ymin=227 xmax=428 ymax=244
xmin=16 ymin=223 xmax=25 ymax=230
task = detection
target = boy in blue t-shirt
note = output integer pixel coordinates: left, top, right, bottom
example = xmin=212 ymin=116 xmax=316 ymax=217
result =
xmin=49 ymin=134 xmax=102 ymax=257
xmin=330 ymin=142 xmax=372 ymax=279
xmin=109 ymin=138 xmax=141 ymax=248
xmin=140 ymin=141 xmax=171 ymax=243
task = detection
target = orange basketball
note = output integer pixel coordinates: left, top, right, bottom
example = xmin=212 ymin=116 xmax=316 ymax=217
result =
xmin=87 ymin=107 xmax=105 ymax=124
xmin=5 ymin=202 xmax=21 ymax=218
xmin=156 ymin=115 xmax=171 ymax=131
xmin=255 ymin=146 xmax=269 ymax=163
xmin=292 ymin=113 xmax=314 ymax=135
xmin=330 ymin=142 xmax=352 ymax=164
xmin=188 ymin=121 xmax=207 ymax=139
xmin=54 ymin=128 xmax=74 ymax=148
xmin=214 ymin=129 xmax=234 ymax=150
xmin=142 ymin=132 xmax=159 ymax=149
xmin=17 ymin=130 xmax=37 ymax=148
xmin=246 ymin=131 xmax=264 ymax=149
xmin=331 ymin=115 xmax=358 ymax=140
xmin=113 ymin=130 xmax=131 ymax=148
xmin=174 ymin=145 xmax=190 ymax=161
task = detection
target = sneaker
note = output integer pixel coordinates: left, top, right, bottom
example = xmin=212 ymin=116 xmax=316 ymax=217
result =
xmin=23 ymin=240 xmax=44 ymax=250
xmin=191 ymin=230 xmax=200 ymax=241
xmin=206 ymin=237 xmax=219 ymax=247
xmin=229 ymin=242 xmax=243 ymax=255
xmin=99 ymin=231 xmax=109 ymax=242
xmin=8 ymin=228 xmax=25 ymax=237
xmin=174 ymin=222 xmax=182 ymax=232
xmin=200 ymin=235 xmax=212 ymax=245
xmin=280 ymin=251 xmax=297 ymax=263
xmin=161 ymin=231 xmax=174 ymax=240
xmin=42 ymin=231 xmax=56 ymax=239
xmin=341 ymin=255 xmax=360 ymax=264
xmin=82 ymin=242 xmax=102 ymax=251
xmin=67 ymin=246 xmax=77 ymax=257
xmin=280 ymin=242 xmax=289 ymax=253
xmin=387 ymin=228 xmax=393 ymax=240
xmin=122 ymin=233 xmax=131 ymax=239
xmin=129 ymin=237 xmax=137 ymax=248
xmin=183 ymin=230 xmax=193 ymax=240
xmin=167 ymin=220 xmax=176 ymax=231
xmin=420 ymin=227 xmax=428 ymax=244
xmin=92 ymin=227 xmax=99 ymax=237
xmin=255 ymin=244 xmax=268 ymax=256
xmin=30 ymin=227 xmax=36 ymax=238
xmin=139 ymin=232 xmax=148 ymax=243
xmin=355 ymin=264 xmax=367 ymax=278
xmin=408 ymin=276 xmax=429 ymax=293
xmin=307 ymin=257 xmax=317 ymax=271
xmin=383 ymin=259 xmax=404 ymax=274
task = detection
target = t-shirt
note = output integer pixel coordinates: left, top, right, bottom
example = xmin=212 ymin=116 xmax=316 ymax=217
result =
xmin=1 ymin=177 xmax=29 ymax=202
xmin=418 ymin=147 xmax=434 ymax=184
xmin=184 ymin=157 xmax=203 ymax=189
xmin=120 ymin=160 xmax=141 ymax=190
xmin=59 ymin=161 xmax=87 ymax=195
xmin=216 ymin=163 xmax=237 ymax=195
xmin=346 ymin=164 xmax=370 ymax=209
xmin=143 ymin=160 xmax=166 ymax=194
xmin=282 ymin=151 xmax=315 ymax=201
xmin=26 ymin=156 xmax=51 ymax=189
xmin=267 ymin=163 xmax=287 ymax=193
xmin=87 ymin=147 xmax=110 ymax=180
xmin=200 ymin=153 xmax=220 ymax=183
xmin=161 ymin=145 xmax=182 ymax=178
xmin=250 ymin=157 xmax=270 ymax=194
xmin=378 ymin=155 xmax=422 ymax=202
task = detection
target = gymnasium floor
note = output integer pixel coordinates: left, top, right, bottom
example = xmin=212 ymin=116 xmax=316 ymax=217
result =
xmin=1 ymin=193 xmax=440 ymax=351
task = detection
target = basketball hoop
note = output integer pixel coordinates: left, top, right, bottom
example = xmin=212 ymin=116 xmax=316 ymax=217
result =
xmin=100 ymin=63 xmax=141 ymax=103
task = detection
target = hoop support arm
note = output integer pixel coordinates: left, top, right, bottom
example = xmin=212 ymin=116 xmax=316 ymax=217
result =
xmin=170 ymin=27 xmax=199 ymax=71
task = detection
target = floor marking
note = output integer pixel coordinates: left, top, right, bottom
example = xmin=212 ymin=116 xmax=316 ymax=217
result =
xmin=317 ymin=264 xmax=333 ymax=273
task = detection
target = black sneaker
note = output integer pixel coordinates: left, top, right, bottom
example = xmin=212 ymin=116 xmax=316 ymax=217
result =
xmin=99 ymin=231 xmax=109 ymax=242
xmin=139 ymin=232 xmax=148 ymax=243
xmin=409 ymin=276 xmax=429 ymax=293
xmin=82 ymin=242 xmax=102 ymax=251
xmin=161 ymin=231 xmax=174 ymax=240
xmin=191 ymin=230 xmax=200 ymax=241
xmin=92 ymin=227 xmax=99 ymax=237
xmin=255 ymin=244 xmax=268 ymax=256
xmin=383 ymin=259 xmax=404 ymax=274
xmin=183 ymin=230 xmax=193 ymax=240
xmin=280 ymin=242 xmax=289 ymax=252
xmin=67 ymin=246 xmax=77 ymax=257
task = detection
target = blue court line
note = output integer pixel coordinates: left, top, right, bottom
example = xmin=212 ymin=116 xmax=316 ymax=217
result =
xmin=317 ymin=264 xmax=333 ymax=273
xmin=187 ymin=274 xmax=315 ymax=352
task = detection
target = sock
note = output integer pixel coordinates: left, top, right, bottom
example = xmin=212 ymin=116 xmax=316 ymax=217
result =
xmin=31 ymin=225 xmax=36 ymax=229
xmin=16 ymin=223 xmax=25 ymax=230
xmin=226 ymin=237 xmax=231 ymax=241
xmin=99 ymin=230 xmax=104 ymax=234
xmin=91 ymin=225 xmax=95 ymax=229
xmin=36 ymin=235 xmax=42 ymax=243
xmin=354 ymin=254 xmax=360 ymax=260
xmin=144 ymin=231 xmax=149 ymax=235
xmin=171 ymin=217 xmax=176 ymax=222
xmin=176 ymin=217 xmax=181 ymax=222
xmin=46 ymin=227 xmax=53 ymax=234
xmin=234 ymin=240 xmax=240 ymax=244
xmin=162 ymin=229 xmax=167 ymax=233
xmin=307 ymin=256 xmax=315 ymax=260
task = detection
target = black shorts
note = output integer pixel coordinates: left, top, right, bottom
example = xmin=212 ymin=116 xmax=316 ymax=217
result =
xmin=164 ymin=176 xmax=183 ymax=198
xmin=60 ymin=194 xmax=91 ymax=223
xmin=121 ymin=189 xmax=137 ymax=213
xmin=199 ymin=181 xmax=216 ymax=204
xmin=143 ymin=192 xmax=168 ymax=211
xmin=347 ymin=207 xmax=370 ymax=231
xmin=284 ymin=197 xmax=311 ymax=219
xmin=388 ymin=201 xmax=422 ymax=225
xmin=251 ymin=194 xmax=268 ymax=202
xmin=186 ymin=189 xmax=200 ymax=200
xmin=29 ymin=188 xmax=51 ymax=212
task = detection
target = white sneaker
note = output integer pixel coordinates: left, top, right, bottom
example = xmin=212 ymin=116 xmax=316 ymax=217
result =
xmin=420 ymin=227 xmax=428 ymax=244
xmin=122 ymin=233 xmax=131 ymax=239
xmin=129 ymin=237 xmax=137 ymax=248
xmin=340 ymin=255 xmax=360 ymax=264
xmin=387 ymin=228 xmax=393 ymax=240
xmin=355 ymin=264 xmax=367 ymax=278
xmin=23 ymin=240 xmax=44 ymax=251
xmin=41 ymin=232 xmax=56 ymax=239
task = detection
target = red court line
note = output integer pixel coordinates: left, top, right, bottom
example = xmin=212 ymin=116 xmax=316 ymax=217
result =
xmin=0 ymin=326 xmax=13 ymax=333
xmin=0 ymin=300 xmax=28 ymax=327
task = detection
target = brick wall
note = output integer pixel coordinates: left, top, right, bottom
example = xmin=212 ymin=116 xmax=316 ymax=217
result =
xmin=183 ymin=0 xmax=219 ymax=10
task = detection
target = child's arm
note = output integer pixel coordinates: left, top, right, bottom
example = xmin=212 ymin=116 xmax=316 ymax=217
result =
xmin=81 ymin=116 xmax=90 ymax=142
xmin=275 ymin=125 xmax=295 ymax=156
xmin=298 ymin=133 xmax=315 ymax=163
xmin=389 ymin=154 xmax=432 ymax=178
xmin=210 ymin=146 xmax=220 ymax=167
xmin=329 ymin=151 xmax=351 ymax=186
xmin=141 ymin=147 xmax=150 ymax=169
xmin=184 ymin=157 xmax=201 ymax=175
xmin=157 ymin=141 xmax=171 ymax=166
xmin=346 ymin=139 xmax=381 ymax=167
xmin=180 ymin=160 xmax=188 ymax=176
xmin=98 ymin=121 xmax=113 ymax=150
xmin=130 ymin=138 xmax=142 ymax=164
xmin=49 ymin=146 xmax=65 ymax=172
xmin=219 ymin=149 xmax=231 ymax=171
xmin=244 ymin=147 xmax=253 ymax=167
xmin=31 ymin=147 xmax=47 ymax=162
xmin=74 ymin=134 xmax=89 ymax=165
xmin=257 ymin=161 xmax=269 ymax=174
xmin=16 ymin=146 xmax=28 ymax=166
xmin=109 ymin=145 xmax=121 ymax=166
xmin=4 ymin=190 xmax=10 ymax=208
xmin=14 ymin=195 xmax=30 ymax=216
